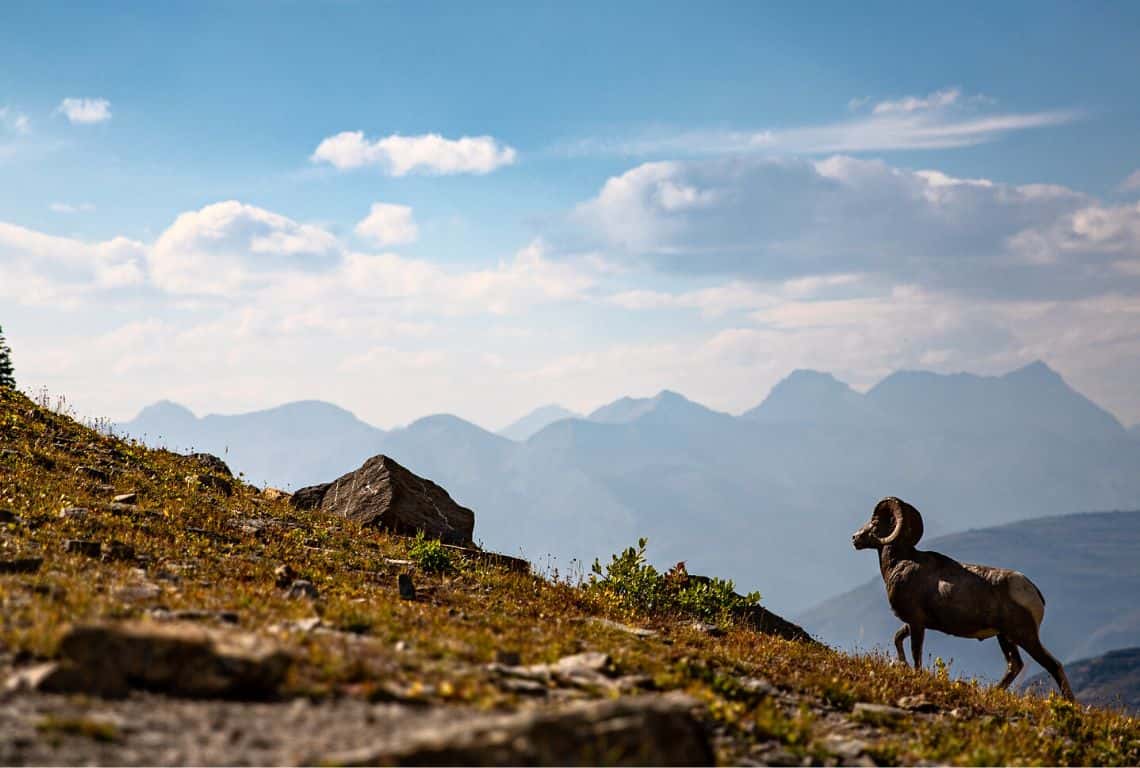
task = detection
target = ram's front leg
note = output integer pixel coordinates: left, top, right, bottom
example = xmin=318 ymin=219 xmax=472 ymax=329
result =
xmin=910 ymin=625 xmax=926 ymax=670
xmin=893 ymin=624 xmax=910 ymax=665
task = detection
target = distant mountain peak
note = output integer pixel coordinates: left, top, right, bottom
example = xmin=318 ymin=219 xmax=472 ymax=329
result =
xmin=587 ymin=389 xmax=724 ymax=425
xmin=743 ymin=369 xmax=865 ymax=424
xmin=499 ymin=404 xmax=577 ymax=442
xmin=133 ymin=400 xmax=197 ymax=422
xmin=1004 ymin=359 xmax=1063 ymax=384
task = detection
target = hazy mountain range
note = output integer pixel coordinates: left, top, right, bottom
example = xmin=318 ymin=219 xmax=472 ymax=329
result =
xmin=798 ymin=510 xmax=1140 ymax=683
xmin=118 ymin=361 xmax=1140 ymax=618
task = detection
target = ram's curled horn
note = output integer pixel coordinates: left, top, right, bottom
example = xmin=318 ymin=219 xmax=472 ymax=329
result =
xmin=877 ymin=497 xmax=923 ymax=546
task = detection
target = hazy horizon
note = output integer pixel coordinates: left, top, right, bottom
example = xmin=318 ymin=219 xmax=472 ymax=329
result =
xmin=113 ymin=359 xmax=1137 ymax=435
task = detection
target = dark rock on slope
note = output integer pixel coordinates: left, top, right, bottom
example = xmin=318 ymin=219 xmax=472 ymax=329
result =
xmin=292 ymin=454 xmax=475 ymax=546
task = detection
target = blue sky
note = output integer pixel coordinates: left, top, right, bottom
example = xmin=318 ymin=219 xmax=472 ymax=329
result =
xmin=2 ymin=1 xmax=1139 ymax=428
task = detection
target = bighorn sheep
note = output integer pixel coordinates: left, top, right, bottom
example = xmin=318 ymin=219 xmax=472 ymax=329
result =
xmin=852 ymin=497 xmax=1074 ymax=700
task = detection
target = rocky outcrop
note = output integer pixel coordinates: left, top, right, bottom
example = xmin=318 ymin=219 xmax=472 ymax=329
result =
xmin=291 ymin=455 xmax=475 ymax=546
xmin=734 ymin=603 xmax=817 ymax=644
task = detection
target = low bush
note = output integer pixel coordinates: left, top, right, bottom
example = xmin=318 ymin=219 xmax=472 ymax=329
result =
xmin=588 ymin=537 xmax=761 ymax=624
xmin=408 ymin=531 xmax=454 ymax=573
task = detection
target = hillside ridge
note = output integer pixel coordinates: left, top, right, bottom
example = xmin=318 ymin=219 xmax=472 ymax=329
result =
xmin=3 ymin=385 xmax=1140 ymax=765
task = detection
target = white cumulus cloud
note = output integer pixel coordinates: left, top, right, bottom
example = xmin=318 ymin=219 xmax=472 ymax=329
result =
xmin=311 ymin=131 xmax=517 ymax=175
xmin=57 ymin=98 xmax=112 ymax=125
xmin=0 ymin=221 xmax=145 ymax=306
xmin=149 ymin=201 xmax=339 ymax=296
xmin=354 ymin=203 xmax=418 ymax=247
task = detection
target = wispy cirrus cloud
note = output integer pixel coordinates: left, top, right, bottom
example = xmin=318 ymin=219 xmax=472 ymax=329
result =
xmin=0 ymin=107 xmax=31 ymax=134
xmin=50 ymin=202 xmax=96 ymax=214
xmin=311 ymin=131 xmax=517 ymax=175
xmin=563 ymin=88 xmax=1079 ymax=157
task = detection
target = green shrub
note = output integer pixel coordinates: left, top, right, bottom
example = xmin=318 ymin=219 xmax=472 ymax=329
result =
xmin=408 ymin=531 xmax=453 ymax=573
xmin=588 ymin=538 xmax=761 ymax=624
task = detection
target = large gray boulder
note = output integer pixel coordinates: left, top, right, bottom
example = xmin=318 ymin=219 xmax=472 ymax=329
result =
xmin=291 ymin=454 xmax=475 ymax=546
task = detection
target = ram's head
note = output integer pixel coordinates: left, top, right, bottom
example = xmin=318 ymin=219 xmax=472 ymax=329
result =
xmin=852 ymin=496 xmax=924 ymax=550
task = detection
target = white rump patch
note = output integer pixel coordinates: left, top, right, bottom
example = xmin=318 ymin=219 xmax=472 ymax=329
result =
xmin=1009 ymin=573 xmax=1045 ymax=626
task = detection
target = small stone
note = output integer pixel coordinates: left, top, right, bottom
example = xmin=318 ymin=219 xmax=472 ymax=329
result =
xmin=150 ymin=608 xmax=241 ymax=624
xmin=499 ymin=677 xmax=549 ymax=695
xmin=102 ymin=540 xmax=136 ymax=562
xmin=589 ymin=617 xmax=658 ymax=638
xmin=65 ymin=539 xmax=103 ymax=558
xmin=852 ymin=701 xmax=909 ymax=725
xmin=76 ymin=465 xmax=111 ymax=483
xmin=821 ymin=734 xmax=870 ymax=761
xmin=897 ymin=694 xmax=939 ymax=713
xmin=30 ymin=582 xmax=66 ymax=600
xmin=0 ymin=557 xmax=43 ymax=574
xmin=60 ymin=506 xmax=90 ymax=520
xmin=554 ymin=651 xmax=611 ymax=676
xmin=5 ymin=663 xmax=63 ymax=693
xmin=691 ymin=621 xmax=725 ymax=637
xmin=187 ymin=452 xmax=233 ymax=477
xmin=115 ymin=581 xmax=162 ymax=602
xmin=394 ymin=640 xmax=410 ymax=653
xmin=113 ymin=492 xmax=138 ymax=504
xmin=495 ymin=650 xmax=522 ymax=666
xmin=286 ymin=579 xmax=319 ymax=600
xmin=186 ymin=473 xmax=233 ymax=496
xmin=739 ymin=676 xmax=778 ymax=697
xmin=754 ymin=747 xmax=802 ymax=766
xmin=274 ymin=564 xmax=296 ymax=588
xmin=398 ymin=573 xmax=416 ymax=600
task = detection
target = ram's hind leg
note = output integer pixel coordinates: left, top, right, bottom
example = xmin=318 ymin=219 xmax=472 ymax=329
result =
xmin=893 ymin=624 xmax=910 ymax=665
xmin=996 ymin=635 xmax=1024 ymax=690
xmin=1019 ymin=634 xmax=1075 ymax=701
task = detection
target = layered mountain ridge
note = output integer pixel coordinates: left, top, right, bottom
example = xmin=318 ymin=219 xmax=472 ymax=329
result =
xmin=118 ymin=361 xmax=1140 ymax=626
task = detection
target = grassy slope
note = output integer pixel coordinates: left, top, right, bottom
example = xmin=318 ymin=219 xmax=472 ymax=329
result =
xmin=1 ymin=386 xmax=1138 ymax=766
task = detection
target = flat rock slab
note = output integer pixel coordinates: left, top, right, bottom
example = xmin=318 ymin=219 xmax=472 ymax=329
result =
xmin=28 ymin=621 xmax=291 ymax=699
xmin=291 ymin=454 xmax=475 ymax=546
xmin=314 ymin=692 xmax=711 ymax=766
xmin=0 ymin=691 xmax=711 ymax=766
